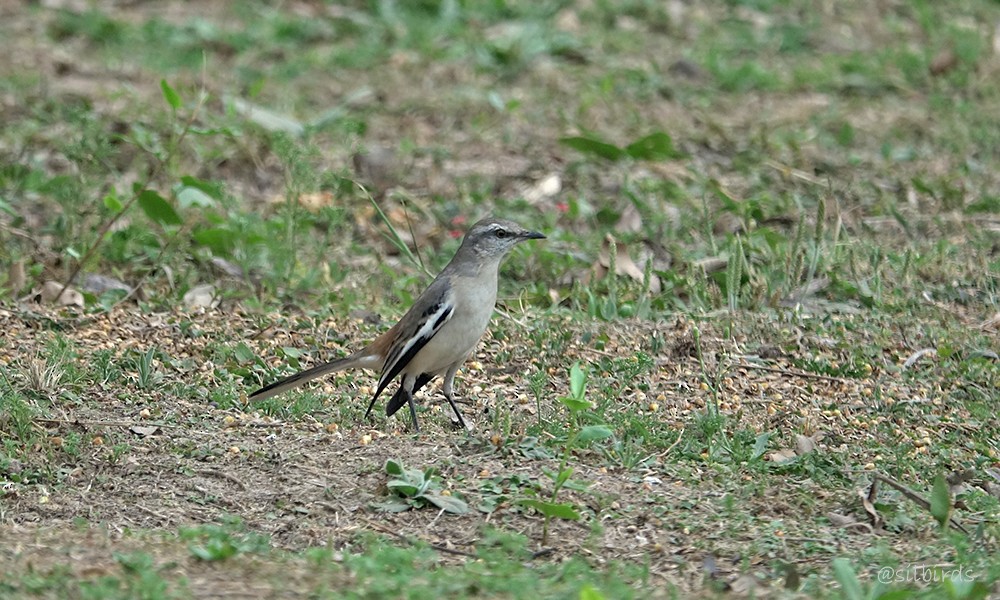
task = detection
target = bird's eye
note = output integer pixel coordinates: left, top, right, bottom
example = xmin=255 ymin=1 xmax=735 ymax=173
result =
xmin=494 ymin=229 xmax=509 ymax=239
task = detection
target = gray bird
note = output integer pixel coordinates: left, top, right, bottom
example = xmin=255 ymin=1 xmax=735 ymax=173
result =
xmin=250 ymin=217 xmax=546 ymax=430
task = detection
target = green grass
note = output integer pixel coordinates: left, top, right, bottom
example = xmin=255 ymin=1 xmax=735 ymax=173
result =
xmin=0 ymin=524 xmax=657 ymax=599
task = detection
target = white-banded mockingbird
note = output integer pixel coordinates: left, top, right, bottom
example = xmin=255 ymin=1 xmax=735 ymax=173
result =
xmin=250 ymin=217 xmax=545 ymax=431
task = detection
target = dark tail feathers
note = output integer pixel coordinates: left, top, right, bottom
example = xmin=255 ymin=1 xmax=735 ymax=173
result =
xmin=385 ymin=373 xmax=434 ymax=417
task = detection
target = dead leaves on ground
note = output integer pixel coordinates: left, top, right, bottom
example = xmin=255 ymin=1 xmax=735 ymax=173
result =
xmin=767 ymin=432 xmax=821 ymax=464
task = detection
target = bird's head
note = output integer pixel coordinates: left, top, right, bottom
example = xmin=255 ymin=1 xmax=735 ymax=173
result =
xmin=460 ymin=217 xmax=546 ymax=259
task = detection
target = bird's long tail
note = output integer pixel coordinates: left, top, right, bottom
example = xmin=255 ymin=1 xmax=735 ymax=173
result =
xmin=250 ymin=352 xmax=380 ymax=402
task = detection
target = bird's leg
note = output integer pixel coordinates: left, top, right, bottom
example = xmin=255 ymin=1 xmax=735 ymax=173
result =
xmin=395 ymin=374 xmax=420 ymax=432
xmin=364 ymin=394 xmax=379 ymax=420
xmin=406 ymin=388 xmax=420 ymax=432
xmin=442 ymin=364 xmax=469 ymax=431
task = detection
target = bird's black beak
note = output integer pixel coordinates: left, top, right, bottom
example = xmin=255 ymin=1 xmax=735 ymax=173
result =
xmin=523 ymin=230 xmax=546 ymax=240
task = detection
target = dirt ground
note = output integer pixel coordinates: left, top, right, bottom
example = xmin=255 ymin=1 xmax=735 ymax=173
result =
xmin=3 ymin=305 xmax=983 ymax=595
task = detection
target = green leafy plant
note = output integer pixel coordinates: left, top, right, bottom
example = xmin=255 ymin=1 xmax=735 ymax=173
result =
xmin=831 ymin=558 xmax=865 ymax=600
xmin=133 ymin=347 xmax=159 ymax=390
xmin=107 ymin=551 xmax=171 ymax=598
xmin=578 ymin=584 xmax=607 ymax=600
xmin=55 ymin=79 xmax=205 ymax=310
xmin=725 ymin=234 xmax=747 ymax=312
xmin=519 ymin=363 xmax=612 ymax=545
xmin=560 ymin=131 xmax=683 ymax=162
xmin=477 ymin=474 xmax=537 ymax=513
xmin=377 ymin=459 xmax=469 ymax=514
xmin=180 ymin=516 xmax=270 ymax=562
xmin=930 ymin=474 xmax=952 ymax=529
xmin=367 ymin=197 xmax=431 ymax=278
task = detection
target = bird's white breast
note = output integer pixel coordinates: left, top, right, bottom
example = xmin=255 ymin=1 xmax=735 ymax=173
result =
xmin=407 ymin=271 xmax=498 ymax=376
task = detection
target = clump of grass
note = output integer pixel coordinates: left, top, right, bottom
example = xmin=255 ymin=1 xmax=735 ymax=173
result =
xmin=22 ymin=358 xmax=64 ymax=397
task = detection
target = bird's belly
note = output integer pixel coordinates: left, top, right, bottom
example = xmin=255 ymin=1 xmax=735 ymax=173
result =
xmin=409 ymin=308 xmax=491 ymax=375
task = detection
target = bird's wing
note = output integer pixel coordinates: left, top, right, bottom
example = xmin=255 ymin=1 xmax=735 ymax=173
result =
xmin=371 ymin=281 xmax=456 ymax=401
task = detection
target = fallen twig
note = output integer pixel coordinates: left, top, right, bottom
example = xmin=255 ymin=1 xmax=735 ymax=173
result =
xmin=136 ymin=504 xmax=171 ymax=523
xmin=656 ymin=429 xmax=685 ymax=459
xmin=735 ymin=364 xmax=855 ymax=385
xmin=195 ymin=468 xmax=248 ymax=491
xmin=870 ymin=474 xmax=968 ymax=534
xmin=33 ymin=417 xmax=180 ymax=429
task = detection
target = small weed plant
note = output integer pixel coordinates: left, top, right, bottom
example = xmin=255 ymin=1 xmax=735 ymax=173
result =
xmin=377 ymin=459 xmax=469 ymax=514
xmin=519 ymin=362 xmax=612 ymax=545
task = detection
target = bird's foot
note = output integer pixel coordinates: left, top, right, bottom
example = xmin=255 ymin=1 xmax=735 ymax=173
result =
xmin=450 ymin=415 xmax=474 ymax=432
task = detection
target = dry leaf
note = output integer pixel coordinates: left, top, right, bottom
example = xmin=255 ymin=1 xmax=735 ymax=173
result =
xmin=728 ymin=574 xmax=760 ymax=597
xmin=39 ymin=280 xmax=84 ymax=307
xmin=860 ymin=481 xmax=884 ymax=529
xmin=981 ymin=312 xmax=1000 ymax=331
xmin=692 ymin=256 xmax=728 ymax=274
xmin=929 ymin=49 xmax=958 ymax=76
xmin=615 ymin=203 xmax=643 ymax=234
xmin=297 ymin=192 xmax=335 ymax=212
xmin=825 ymin=512 xmax=857 ymax=527
xmin=768 ymin=448 xmax=797 ymax=463
xmin=229 ymin=97 xmax=304 ymax=135
xmin=794 ymin=434 xmax=816 ymax=456
xmin=783 ymin=277 xmax=830 ymax=304
xmin=826 ymin=512 xmax=873 ymax=534
xmin=987 ymin=468 xmax=1000 ymax=485
xmin=554 ymin=8 xmax=581 ymax=33
xmin=129 ymin=425 xmax=160 ymax=437
xmin=210 ymin=257 xmax=245 ymax=279
xmin=591 ymin=235 xmax=662 ymax=294
xmin=984 ymin=482 xmax=1000 ymax=500
xmin=980 ymin=469 xmax=1000 ymax=499
xmin=81 ymin=273 xmax=132 ymax=295
xmin=713 ymin=213 xmax=744 ymax=235
xmin=183 ymin=284 xmax=219 ymax=309
xmin=267 ymin=191 xmax=336 ymax=213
